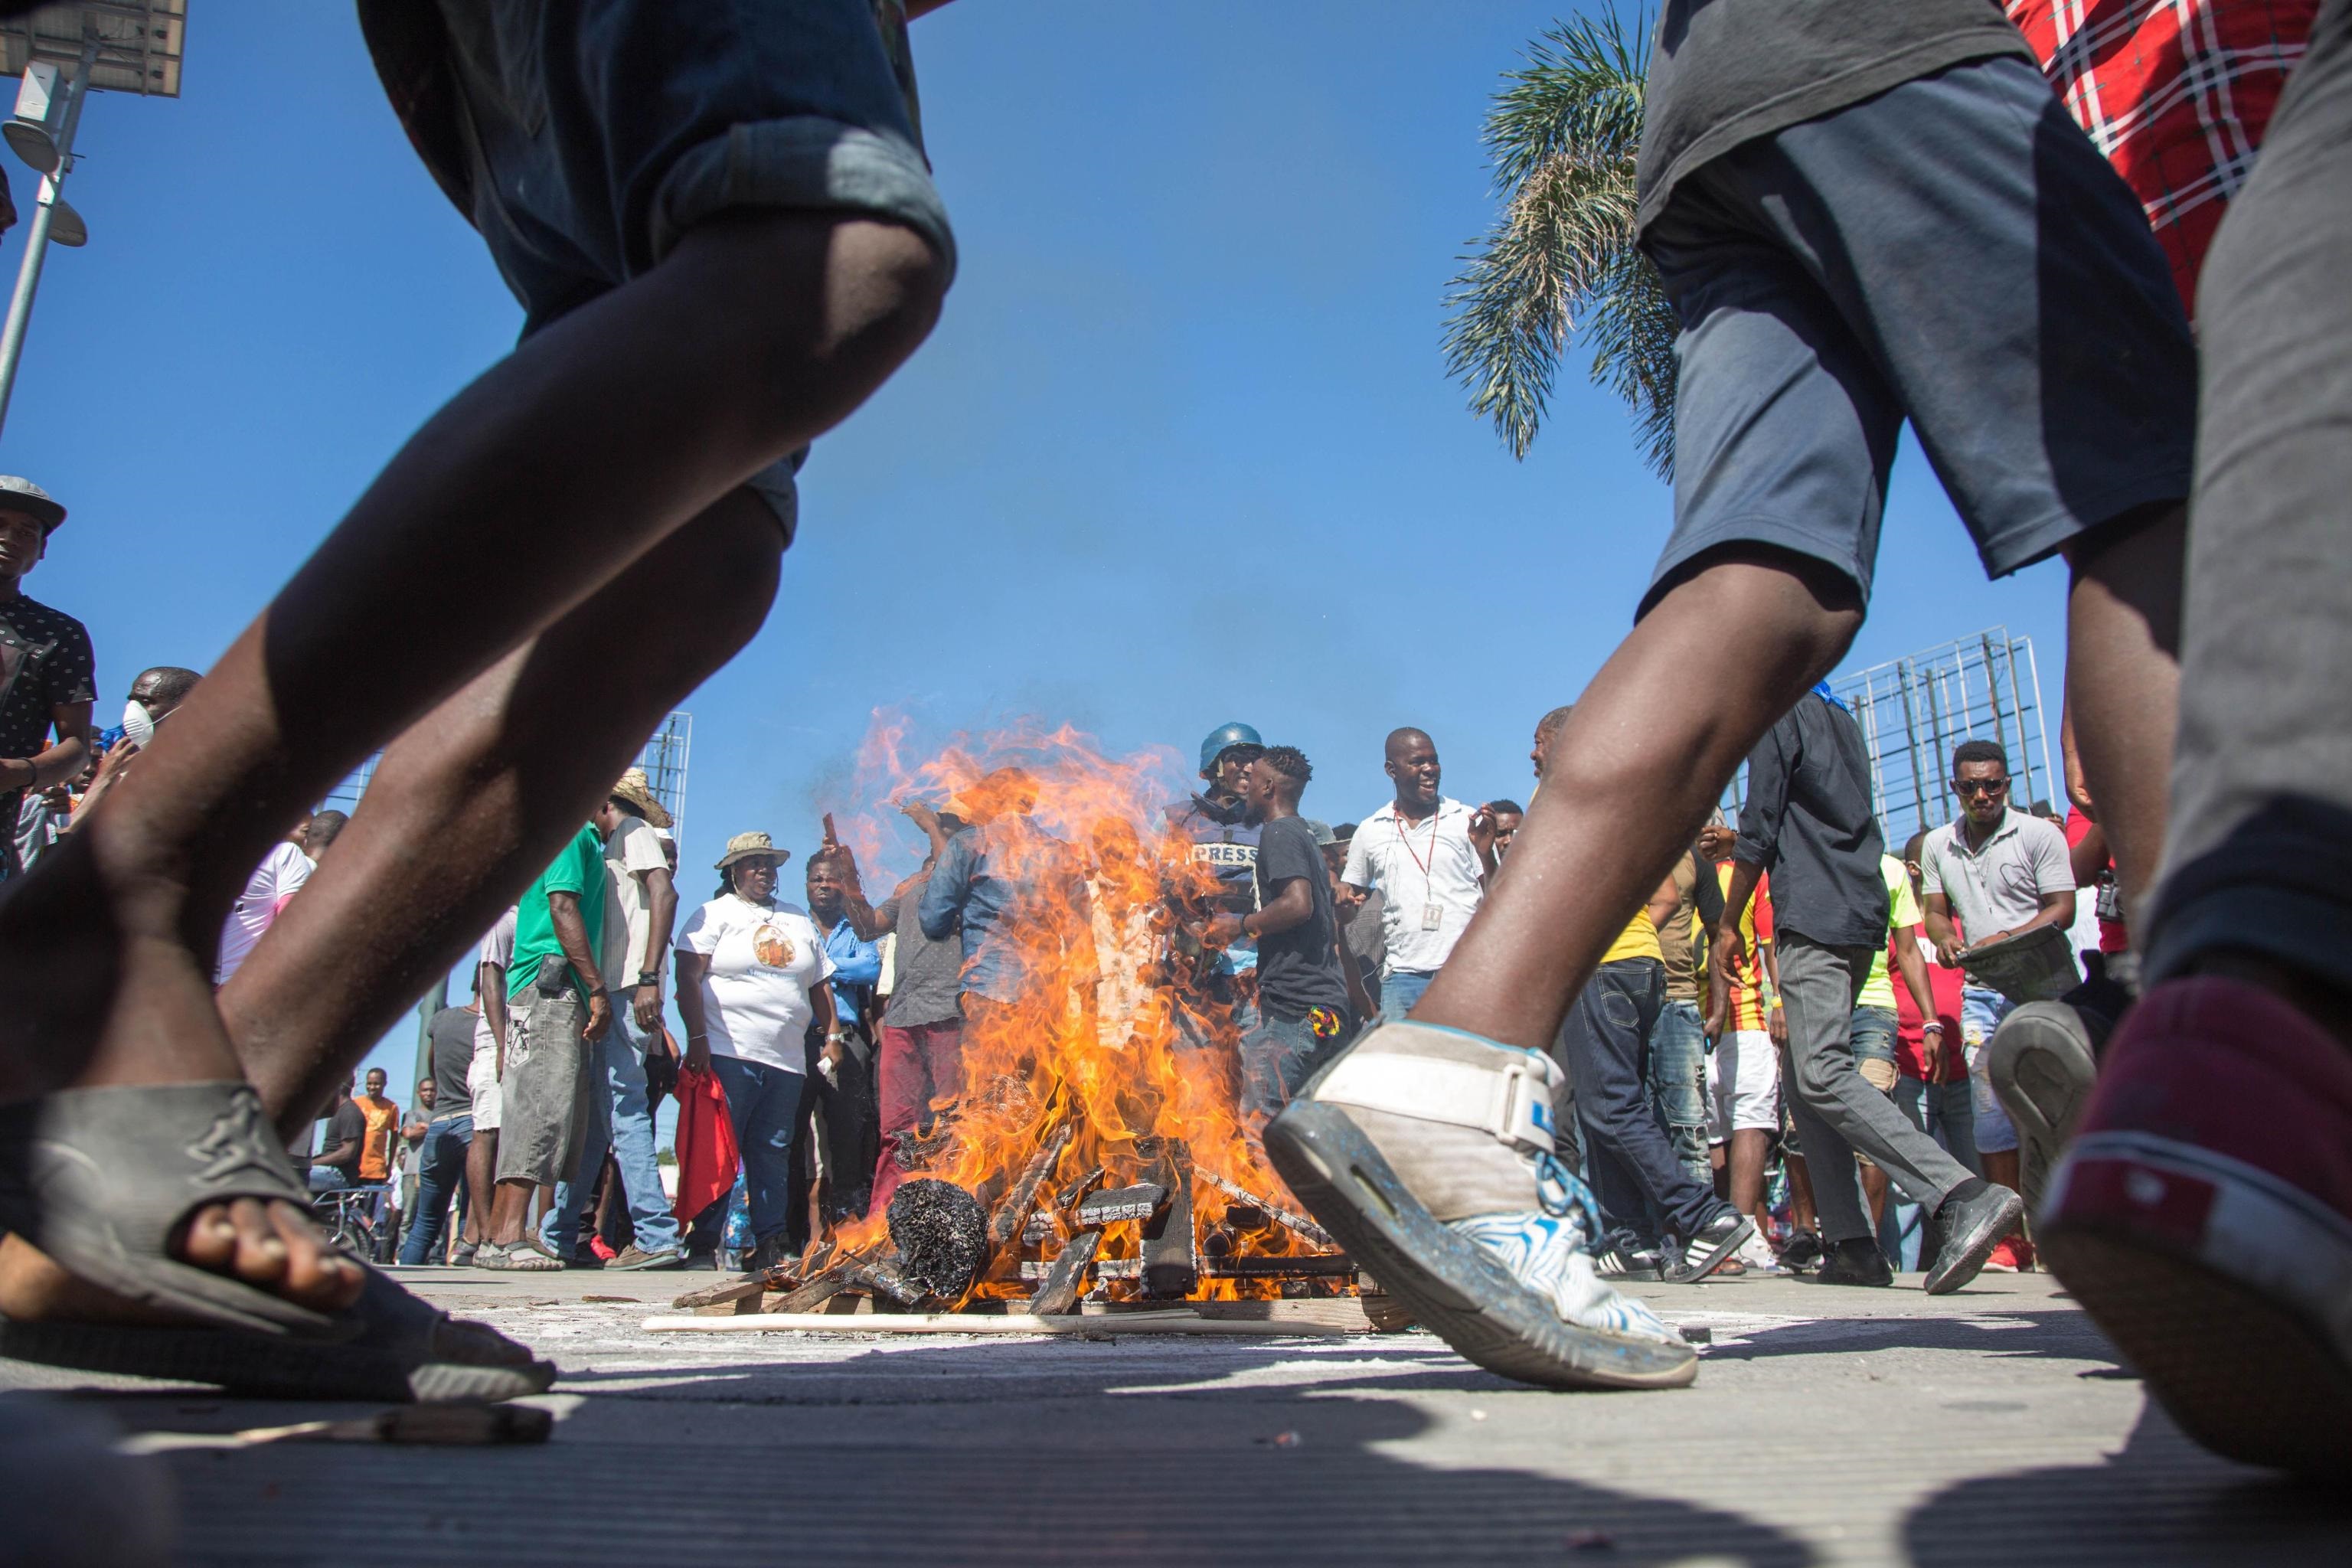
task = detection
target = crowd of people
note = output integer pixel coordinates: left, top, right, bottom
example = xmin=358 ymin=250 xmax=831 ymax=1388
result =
xmin=0 ymin=0 xmax=2341 ymax=1490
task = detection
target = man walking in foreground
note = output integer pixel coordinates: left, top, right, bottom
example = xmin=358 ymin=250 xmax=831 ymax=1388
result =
xmin=0 ymin=0 xmax=950 ymax=1393
xmin=1266 ymin=0 xmax=2191 ymax=1393
xmin=2040 ymin=0 xmax=2352 ymax=1482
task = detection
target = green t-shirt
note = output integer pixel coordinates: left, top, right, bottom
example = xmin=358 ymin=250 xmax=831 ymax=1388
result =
xmin=508 ymin=823 xmax=609 ymax=1004
xmin=1856 ymin=854 xmax=1922 ymax=1011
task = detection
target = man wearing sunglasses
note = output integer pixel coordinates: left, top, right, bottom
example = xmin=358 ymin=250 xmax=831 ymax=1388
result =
xmin=1920 ymin=740 xmax=2079 ymax=1265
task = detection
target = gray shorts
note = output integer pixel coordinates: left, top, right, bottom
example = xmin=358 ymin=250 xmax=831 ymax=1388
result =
xmin=1641 ymin=55 xmax=2197 ymax=611
xmin=419 ymin=0 xmax=958 ymax=537
xmin=495 ymin=983 xmax=594 ymax=1187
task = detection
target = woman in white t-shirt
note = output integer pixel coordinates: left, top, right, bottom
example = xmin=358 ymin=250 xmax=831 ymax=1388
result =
xmin=674 ymin=831 xmax=838 ymax=1264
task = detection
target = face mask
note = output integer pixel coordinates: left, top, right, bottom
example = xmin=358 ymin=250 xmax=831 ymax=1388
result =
xmin=120 ymin=699 xmax=155 ymax=748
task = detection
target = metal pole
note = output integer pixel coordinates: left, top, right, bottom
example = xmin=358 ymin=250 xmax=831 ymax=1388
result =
xmin=1897 ymin=658 xmax=1929 ymax=830
xmin=2018 ymin=633 xmax=2057 ymax=812
xmin=0 ymin=32 xmax=96 ymax=439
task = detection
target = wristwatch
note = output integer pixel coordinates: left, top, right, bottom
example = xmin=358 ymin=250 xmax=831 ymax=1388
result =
xmin=637 ymin=970 xmax=660 ymax=988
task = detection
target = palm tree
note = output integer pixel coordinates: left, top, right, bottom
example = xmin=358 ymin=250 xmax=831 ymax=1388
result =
xmin=1441 ymin=5 xmax=1680 ymax=478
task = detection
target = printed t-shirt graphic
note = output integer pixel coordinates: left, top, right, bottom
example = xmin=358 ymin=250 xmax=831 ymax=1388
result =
xmin=1713 ymin=861 xmax=1774 ymax=1033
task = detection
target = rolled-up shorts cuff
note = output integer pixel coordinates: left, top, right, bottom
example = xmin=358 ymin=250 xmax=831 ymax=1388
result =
xmin=652 ymin=117 xmax=957 ymax=284
xmin=1645 ymin=512 xmax=1876 ymax=616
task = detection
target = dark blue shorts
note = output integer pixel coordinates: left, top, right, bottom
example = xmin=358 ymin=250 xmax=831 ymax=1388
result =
xmin=431 ymin=0 xmax=957 ymax=537
xmin=1641 ymin=56 xmax=2196 ymax=610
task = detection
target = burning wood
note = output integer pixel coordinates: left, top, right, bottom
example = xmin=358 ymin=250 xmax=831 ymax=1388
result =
xmin=1138 ymin=1138 xmax=1198 ymax=1298
xmin=987 ymin=1120 xmax=1073 ymax=1254
xmin=1198 ymin=1170 xmax=1337 ymax=1251
xmin=1027 ymin=1229 xmax=1101 ymax=1315
xmin=1075 ymin=1182 xmax=1168 ymax=1226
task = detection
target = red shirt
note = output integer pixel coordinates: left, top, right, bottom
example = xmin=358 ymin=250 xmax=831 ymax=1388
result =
xmin=2063 ymin=807 xmax=2129 ymax=954
xmin=1894 ymin=938 xmax=1965 ymax=1083
xmin=2008 ymin=0 xmax=2319 ymax=312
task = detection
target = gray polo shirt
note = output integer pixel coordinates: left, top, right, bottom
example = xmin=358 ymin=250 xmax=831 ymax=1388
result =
xmin=1922 ymin=810 xmax=2075 ymax=939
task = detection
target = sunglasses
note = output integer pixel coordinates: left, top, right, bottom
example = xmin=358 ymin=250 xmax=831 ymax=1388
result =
xmin=1953 ymin=778 xmax=2011 ymax=798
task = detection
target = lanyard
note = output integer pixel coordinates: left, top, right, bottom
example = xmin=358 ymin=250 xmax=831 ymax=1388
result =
xmin=1392 ymin=807 xmax=1441 ymax=884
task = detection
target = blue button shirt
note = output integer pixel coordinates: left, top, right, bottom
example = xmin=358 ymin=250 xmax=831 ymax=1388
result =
xmin=917 ymin=822 xmax=1083 ymax=1004
xmin=820 ymin=916 xmax=880 ymax=1030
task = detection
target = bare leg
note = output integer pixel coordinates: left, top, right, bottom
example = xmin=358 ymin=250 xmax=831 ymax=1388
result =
xmin=461 ymin=1132 xmax=498 ymax=1247
xmin=1860 ymin=1158 xmax=1889 ymax=1228
xmin=0 ymin=212 xmax=944 ymax=1318
xmin=1786 ymin=1152 xmax=1819 ymax=1238
xmin=2063 ymin=503 xmax=2185 ymax=920
xmin=1414 ymin=546 xmax=1862 ymax=1050
xmin=1726 ymin=1127 xmax=1769 ymax=1223
xmin=218 ymin=492 xmax=783 ymax=1138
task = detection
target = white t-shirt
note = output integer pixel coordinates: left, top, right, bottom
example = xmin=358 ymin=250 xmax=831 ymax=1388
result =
xmin=675 ymin=894 xmax=833 ymax=1073
xmin=1341 ymin=797 xmax=1486 ymax=973
xmin=472 ymin=906 xmax=518 ymax=1060
xmin=216 ymin=840 xmax=314 ymax=985
xmin=599 ymin=814 xmax=671 ymax=994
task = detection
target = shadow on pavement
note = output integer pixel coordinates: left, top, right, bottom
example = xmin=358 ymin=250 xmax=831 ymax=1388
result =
xmin=68 ymin=1338 xmax=1819 ymax=1568
xmin=1698 ymin=1306 xmax=2114 ymax=1365
xmin=1901 ymin=1400 xmax=2352 ymax=1567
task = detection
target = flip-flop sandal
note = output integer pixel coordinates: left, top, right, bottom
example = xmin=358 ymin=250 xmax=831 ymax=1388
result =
xmin=0 ymin=1081 xmax=346 ymax=1335
xmin=1266 ymin=1099 xmax=1697 ymax=1390
xmin=0 ymin=1265 xmax=557 ymax=1403
xmin=475 ymin=1242 xmax=560 ymax=1272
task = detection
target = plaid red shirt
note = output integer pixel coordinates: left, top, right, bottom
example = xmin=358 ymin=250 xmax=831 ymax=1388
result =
xmin=2008 ymin=1 xmax=2318 ymax=313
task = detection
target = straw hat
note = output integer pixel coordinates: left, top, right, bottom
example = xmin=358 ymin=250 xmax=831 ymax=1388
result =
xmin=714 ymin=831 xmax=788 ymax=871
xmin=609 ymin=767 xmax=673 ymax=829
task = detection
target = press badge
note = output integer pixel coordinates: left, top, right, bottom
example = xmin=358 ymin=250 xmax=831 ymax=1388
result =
xmin=1422 ymin=901 xmax=1443 ymax=931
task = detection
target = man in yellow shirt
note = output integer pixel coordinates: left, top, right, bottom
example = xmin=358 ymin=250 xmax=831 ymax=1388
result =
xmin=1535 ymin=707 xmax=1756 ymax=1285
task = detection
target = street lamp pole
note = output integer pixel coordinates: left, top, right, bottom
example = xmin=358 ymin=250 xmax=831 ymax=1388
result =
xmin=0 ymin=29 xmax=95 ymax=439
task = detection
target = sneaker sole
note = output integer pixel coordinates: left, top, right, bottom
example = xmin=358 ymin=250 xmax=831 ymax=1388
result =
xmin=1986 ymin=1006 xmax=2099 ymax=1215
xmin=607 ymin=1253 xmax=685 ymax=1272
xmin=1923 ymin=1187 xmax=2027 ymax=1295
xmin=1264 ymin=1102 xmax=1697 ymax=1390
xmin=2040 ymin=1228 xmax=2351 ymax=1480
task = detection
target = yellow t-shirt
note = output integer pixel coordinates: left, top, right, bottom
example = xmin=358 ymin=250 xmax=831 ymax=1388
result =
xmin=1599 ymin=909 xmax=1664 ymax=966
xmin=1855 ymin=855 xmax=1922 ymax=1011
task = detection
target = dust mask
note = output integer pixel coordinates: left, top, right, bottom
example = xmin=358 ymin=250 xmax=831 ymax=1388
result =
xmin=120 ymin=699 xmax=155 ymax=748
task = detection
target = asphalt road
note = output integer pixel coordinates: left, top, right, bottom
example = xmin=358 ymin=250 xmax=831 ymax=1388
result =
xmin=5 ymin=1269 xmax=2346 ymax=1566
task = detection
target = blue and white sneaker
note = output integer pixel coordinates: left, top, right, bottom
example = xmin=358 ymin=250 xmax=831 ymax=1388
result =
xmin=1266 ymin=1021 xmax=1697 ymax=1390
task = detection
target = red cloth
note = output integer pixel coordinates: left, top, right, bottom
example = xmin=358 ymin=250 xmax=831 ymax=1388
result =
xmin=2008 ymin=0 xmax=2320 ymax=312
xmin=2063 ymin=806 xmax=2132 ymax=952
xmin=669 ymin=1064 xmax=740 ymax=1221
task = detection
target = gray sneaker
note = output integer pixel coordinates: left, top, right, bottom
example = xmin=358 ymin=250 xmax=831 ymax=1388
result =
xmin=1924 ymin=1184 xmax=2027 ymax=1295
xmin=1984 ymin=1001 xmax=2105 ymax=1215
xmin=607 ymin=1244 xmax=684 ymax=1272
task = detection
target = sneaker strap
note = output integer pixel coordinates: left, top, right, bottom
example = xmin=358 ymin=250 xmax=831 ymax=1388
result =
xmin=1313 ymin=1050 xmax=1560 ymax=1156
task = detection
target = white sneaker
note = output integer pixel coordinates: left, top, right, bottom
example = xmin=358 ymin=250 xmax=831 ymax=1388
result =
xmin=1265 ymin=1021 xmax=1698 ymax=1390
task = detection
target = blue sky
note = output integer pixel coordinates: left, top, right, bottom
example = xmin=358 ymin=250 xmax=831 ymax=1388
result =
xmin=5 ymin=3 xmax=2074 ymax=1102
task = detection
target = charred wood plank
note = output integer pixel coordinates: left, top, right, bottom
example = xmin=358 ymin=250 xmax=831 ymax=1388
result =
xmin=987 ymin=1121 xmax=1074 ymax=1253
xmin=1027 ymin=1230 xmax=1102 ymax=1316
xmin=1199 ymin=1170 xmax=1337 ymax=1251
xmin=842 ymin=1253 xmax=932 ymax=1309
xmin=1076 ymin=1183 xmax=1168 ymax=1227
xmin=1197 ymin=1256 xmax=1359 ymax=1279
xmin=763 ymin=1270 xmax=854 ymax=1313
xmin=670 ymin=1275 xmax=769 ymax=1312
xmin=1139 ymin=1138 xmax=1197 ymax=1298
xmin=1053 ymin=1164 xmax=1106 ymax=1213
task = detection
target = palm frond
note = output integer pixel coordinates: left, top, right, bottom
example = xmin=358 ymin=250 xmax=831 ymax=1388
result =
xmin=1442 ymin=4 xmax=1679 ymax=478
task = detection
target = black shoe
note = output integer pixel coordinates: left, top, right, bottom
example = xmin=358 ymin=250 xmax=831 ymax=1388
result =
xmin=1598 ymin=1246 xmax=1666 ymax=1282
xmin=1924 ymin=1184 xmax=2027 ymax=1295
xmin=1779 ymin=1230 xmax=1824 ymax=1270
xmin=1815 ymin=1238 xmax=1893 ymax=1287
xmin=1666 ymin=1209 xmax=1756 ymax=1282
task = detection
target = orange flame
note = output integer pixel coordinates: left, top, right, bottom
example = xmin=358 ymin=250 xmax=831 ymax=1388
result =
xmin=825 ymin=714 xmax=1338 ymax=1302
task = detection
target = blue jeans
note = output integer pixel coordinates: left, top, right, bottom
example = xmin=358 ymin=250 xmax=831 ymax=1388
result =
xmin=306 ymin=1166 xmax=351 ymax=1194
xmin=542 ymin=1012 xmax=683 ymax=1258
xmin=1380 ymin=969 xmax=1435 ymax=1022
xmin=1239 ymin=1009 xmax=1348 ymax=1122
xmin=1553 ymin=958 xmax=1723 ymax=1255
xmin=1648 ymin=999 xmax=1711 ymax=1185
xmin=709 ymin=1054 xmax=804 ymax=1247
xmin=398 ymin=1114 xmax=473 ymax=1264
xmin=1960 ymin=985 xmax=2021 ymax=1154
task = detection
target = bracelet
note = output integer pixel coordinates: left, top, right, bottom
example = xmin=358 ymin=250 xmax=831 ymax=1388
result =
xmin=1922 ymin=1022 xmax=1945 ymax=1032
xmin=686 ymin=1033 xmax=708 ymax=1044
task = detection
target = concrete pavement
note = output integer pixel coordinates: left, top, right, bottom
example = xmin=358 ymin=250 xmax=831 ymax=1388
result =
xmin=5 ymin=1268 xmax=2347 ymax=1566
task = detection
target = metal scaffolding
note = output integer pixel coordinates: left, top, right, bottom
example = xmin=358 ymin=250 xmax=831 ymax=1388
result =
xmin=1723 ymin=627 xmax=2055 ymax=850
xmin=320 ymin=710 xmax=694 ymax=835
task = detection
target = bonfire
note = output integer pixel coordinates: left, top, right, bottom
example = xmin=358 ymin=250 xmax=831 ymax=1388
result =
xmin=688 ymin=720 xmax=1362 ymax=1317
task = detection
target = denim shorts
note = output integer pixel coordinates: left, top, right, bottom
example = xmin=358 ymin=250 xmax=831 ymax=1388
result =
xmin=411 ymin=0 xmax=958 ymax=537
xmin=1849 ymin=1004 xmax=1900 ymax=1093
xmin=1641 ymin=55 xmax=2195 ymax=610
